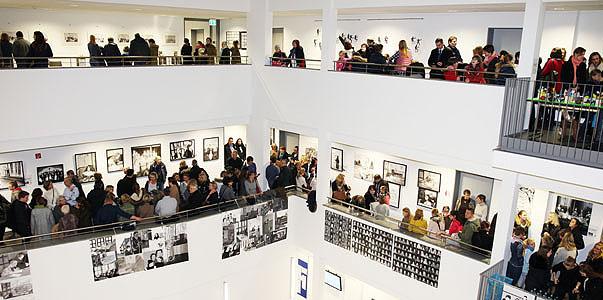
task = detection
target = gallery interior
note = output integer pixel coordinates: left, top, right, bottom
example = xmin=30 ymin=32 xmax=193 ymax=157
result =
xmin=0 ymin=0 xmax=602 ymax=299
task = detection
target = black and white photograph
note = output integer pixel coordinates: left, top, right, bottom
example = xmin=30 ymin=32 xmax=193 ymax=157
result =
xmin=383 ymin=160 xmax=407 ymax=186
xmin=131 ymin=144 xmax=161 ymax=177
xmin=203 ymin=137 xmax=219 ymax=162
xmin=554 ymin=195 xmax=592 ymax=236
xmin=163 ymin=223 xmax=189 ymax=265
xmin=106 ymin=148 xmax=124 ymax=173
xmin=239 ymin=31 xmax=248 ymax=49
xmin=169 ymin=139 xmax=195 ymax=161
xmin=64 ymin=32 xmax=79 ymax=43
xmin=417 ymin=188 xmax=438 ymax=209
xmin=90 ymin=33 xmax=105 ymax=44
xmin=117 ymin=33 xmax=130 ymax=43
xmin=36 ymin=164 xmax=64 ymax=185
xmin=222 ymin=212 xmax=241 ymax=259
xmin=0 ymin=161 xmax=25 ymax=190
xmin=330 ymin=147 xmax=343 ymax=171
xmin=418 ymin=169 xmax=441 ymax=192
xmin=389 ymin=183 xmax=401 ymax=208
xmin=0 ymin=251 xmax=34 ymax=300
xmin=75 ymin=152 xmax=97 ymax=183
xmin=353 ymin=152 xmax=375 ymax=182
xmin=164 ymin=34 xmax=176 ymax=44
xmin=90 ymin=236 xmax=118 ymax=282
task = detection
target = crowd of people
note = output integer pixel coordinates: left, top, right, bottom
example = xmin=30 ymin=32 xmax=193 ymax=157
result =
xmin=506 ymin=210 xmax=602 ymax=299
xmin=0 ymin=30 xmax=244 ymax=68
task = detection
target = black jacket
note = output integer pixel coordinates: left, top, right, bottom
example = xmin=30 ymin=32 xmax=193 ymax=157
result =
xmin=485 ymin=56 xmax=500 ymax=83
xmin=87 ymin=187 xmax=107 ymax=219
xmin=428 ymin=47 xmax=446 ymax=78
xmin=219 ymin=48 xmax=231 ymax=64
xmin=274 ymin=166 xmax=292 ymax=189
xmin=27 ymin=41 xmax=53 ymax=68
xmin=570 ymin=226 xmax=585 ymax=250
xmin=560 ymin=59 xmax=588 ymax=85
xmin=442 ymin=46 xmax=462 ymax=64
xmin=129 ymin=36 xmax=150 ymax=56
xmin=8 ymin=201 xmax=32 ymax=237
xmin=181 ymin=44 xmax=192 ymax=56
xmin=367 ymin=52 xmax=387 ymax=74
xmin=183 ymin=190 xmax=204 ymax=210
xmin=103 ymin=43 xmax=121 ymax=57
xmin=117 ymin=176 xmax=137 ymax=197
xmin=226 ymin=157 xmax=244 ymax=171
xmin=525 ymin=253 xmax=551 ymax=293
xmin=288 ymin=47 xmax=305 ymax=67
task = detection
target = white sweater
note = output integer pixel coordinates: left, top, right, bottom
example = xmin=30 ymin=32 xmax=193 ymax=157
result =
xmin=474 ymin=202 xmax=489 ymax=222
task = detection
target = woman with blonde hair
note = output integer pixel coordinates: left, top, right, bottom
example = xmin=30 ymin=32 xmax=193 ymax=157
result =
xmin=553 ymin=232 xmax=577 ymax=266
xmin=518 ymin=238 xmax=536 ymax=288
xmin=389 ymin=39 xmax=412 ymax=73
xmin=541 ymin=211 xmax=560 ymax=237
xmin=409 ymin=208 xmax=428 ymax=235
xmin=331 ymin=174 xmax=350 ymax=201
xmin=514 ymin=210 xmax=531 ymax=236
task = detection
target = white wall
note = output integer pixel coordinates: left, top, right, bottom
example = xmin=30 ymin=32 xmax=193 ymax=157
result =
xmin=77 ymin=0 xmax=250 ymax=12
xmin=539 ymin=10 xmax=603 ymax=61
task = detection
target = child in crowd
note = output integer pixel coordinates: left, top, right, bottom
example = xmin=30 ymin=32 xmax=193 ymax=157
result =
xmin=552 ymin=256 xmax=582 ymax=300
xmin=444 ymin=57 xmax=460 ymax=81
xmin=336 ymin=50 xmax=350 ymax=72
xmin=447 ymin=210 xmax=463 ymax=235
xmin=465 ymin=55 xmax=486 ymax=84
xmin=518 ymin=238 xmax=535 ymax=288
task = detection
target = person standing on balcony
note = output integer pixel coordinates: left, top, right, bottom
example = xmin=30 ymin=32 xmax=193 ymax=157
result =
xmin=12 ymin=31 xmax=29 ymax=69
xmin=204 ymin=37 xmax=217 ymax=64
xmin=102 ymin=38 xmax=121 ymax=67
xmin=129 ymin=33 xmax=150 ymax=66
xmin=464 ymin=55 xmax=486 ymax=84
xmin=231 ymin=40 xmax=241 ymax=64
xmin=483 ymin=45 xmax=499 ymax=84
xmin=494 ymin=53 xmax=516 ymax=86
xmin=428 ymin=38 xmax=446 ymax=79
xmin=561 ymin=47 xmax=588 ymax=86
xmin=0 ymin=33 xmax=13 ymax=69
xmin=388 ymin=40 xmax=412 ymax=74
xmin=272 ymin=45 xmax=286 ymax=66
xmin=367 ymin=44 xmax=387 ymax=74
xmin=542 ymin=48 xmax=564 ymax=91
xmin=8 ymin=191 xmax=32 ymax=238
xmin=588 ymin=52 xmax=602 ymax=73
xmin=442 ymin=36 xmax=462 ymax=64
xmin=88 ymin=35 xmax=104 ymax=67
xmin=219 ymin=41 xmax=231 ymax=65
xmin=181 ymin=38 xmax=193 ymax=65
xmin=148 ymin=39 xmax=159 ymax=66
xmin=27 ymin=31 xmax=53 ymax=68
xmin=288 ymin=39 xmax=305 ymax=68
xmin=149 ymin=157 xmax=167 ymax=191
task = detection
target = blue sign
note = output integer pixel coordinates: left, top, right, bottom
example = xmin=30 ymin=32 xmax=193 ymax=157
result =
xmin=297 ymin=259 xmax=308 ymax=298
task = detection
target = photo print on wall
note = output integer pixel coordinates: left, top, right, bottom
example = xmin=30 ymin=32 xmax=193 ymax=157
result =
xmin=74 ymin=152 xmax=97 ymax=183
xmin=389 ymin=183 xmax=401 ymax=209
xmin=554 ymin=195 xmax=592 ymax=236
xmin=383 ymin=160 xmax=407 ymax=186
xmin=169 ymin=140 xmax=195 ymax=161
xmin=36 ymin=164 xmax=64 ymax=185
xmin=131 ymin=144 xmax=161 ymax=177
xmin=106 ymin=148 xmax=124 ymax=173
xmin=203 ymin=137 xmax=220 ymax=162
xmin=117 ymin=33 xmax=130 ymax=43
xmin=0 ymin=251 xmax=34 ymax=300
xmin=64 ymin=32 xmax=79 ymax=43
xmin=0 ymin=161 xmax=25 ymax=190
xmin=330 ymin=147 xmax=343 ymax=172
xmin=353 ymin=152 xmax=375 ymax=182
xmin=164 ymin=34 xmax=176 ymax=44
xmin=417 ymin=188 xmax=438 ymax=209
xmin=417 ymin=169 xmax=441 ymax=192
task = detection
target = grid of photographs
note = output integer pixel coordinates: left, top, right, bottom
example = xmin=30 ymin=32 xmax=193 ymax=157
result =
xmin=351 ymin=221 xmax=393 ymax=267
xmin=0 ymin=251 xmax=34 ymax=300
xmin=392 ymin=236 xmax=441 ymax=287
xmin=0 ymin=161 xmax=25 ymax=190
xmin=323 ymin=210 xmax=352 ymax=250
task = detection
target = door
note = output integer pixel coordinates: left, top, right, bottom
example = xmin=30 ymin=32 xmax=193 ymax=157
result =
xmin=191 ymin=29 xmax=205 ymax=44
xmin=272 ymin=27 xmax=284 ymax=51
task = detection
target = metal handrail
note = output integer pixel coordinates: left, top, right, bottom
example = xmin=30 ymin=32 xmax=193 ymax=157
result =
xmin=0 ymin=185 xmax=296 ymax=250
xmin=265 ymin=57 xmax=322 ymax=70
xmin=326 ymin=196 xmax=492 ymax=261
xmin=337 ymin=60 xmax=507 ymax=76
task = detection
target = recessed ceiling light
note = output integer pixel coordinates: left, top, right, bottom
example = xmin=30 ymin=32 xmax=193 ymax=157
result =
xmin=448 ymin=9 xmax=459 ymax=13
xmin=134 ymin=8 xmax=143 ymax=11
xmin=553 ymin=7 xmax=565 ymax=11
xmin=69 ymin=4 xmax=79 ymax=7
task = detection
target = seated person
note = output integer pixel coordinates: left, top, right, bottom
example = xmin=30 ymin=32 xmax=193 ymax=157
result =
xmin=369 ymin=197 xmax=389 ymax=220
xmin=409 ymin=208 xmax=427 ymax=235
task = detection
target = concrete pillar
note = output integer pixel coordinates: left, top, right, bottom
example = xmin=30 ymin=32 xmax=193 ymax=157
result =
xmin=320 ymin=0 xmax=337 ymax=72
xmin=247 ymin=0 xmax=273 ymax=67
xmin=490 ymin=171 xmax=519 ymax=264
xmin=517 ymin=0 xmax=545 ymax=79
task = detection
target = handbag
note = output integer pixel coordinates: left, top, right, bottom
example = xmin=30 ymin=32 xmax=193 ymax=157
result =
xmin=332 ymin=190 xmax=347 ymax=201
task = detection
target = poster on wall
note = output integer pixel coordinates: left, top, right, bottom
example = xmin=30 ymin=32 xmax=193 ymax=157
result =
xmin=516 ymin=186 xmax=535 ymax=216
xmin=64 ymin=32 xmax=79 ymax=44
xmin=295 ymin=259 xmax=309 ymax=299
xmin=554 ymin=195 xmax=592 ymax=236
xmin=131 ymin=144 xmax=161 ymax=177
xmin=203 ymin=137 xmax=220 ymax=162
xmin=89 ymin=33 xmax=105 ymax=44
xmin=389 ymin=183 xmax=401 ymax=209
xmin=36 ymin=164 xmax=64 ymax=185
xmin=501 ymin=283 xmax=536 ymax=300
xmin=0 ymin=251 xmax=34 ymax=300
xmin=383 ymin=160 xmax=407 ymax=186
xmin=0 ymin=161 xmax=25 ymax=190
xmin=117 ymin=33 xmax=130 ymax=43
xmin=353 ymin=153 xmax=375 ymax=182
xmin=239 ymin=31 xmax=248 ymax=50
xmin=169 ymin=140 xmax=195 ymax=161
xmin=418 ymin=169 xmax=441 ymax=192
xmin=330 ymin=148 xmax=343 ymax=172
xmin=304 ymin=148 xmax=317 ymax=160
xmin=417 ymin=188 xmax=438 ymax=209
xmin=164 ymin=34 xmax=176 ymax=44
xmin=74 ymin=152 xmax=97 ymax=183
xmin=106 ymin=148 xmax=124 ymax=173
xmin=226 ymin=31 xmax=239 ymax=48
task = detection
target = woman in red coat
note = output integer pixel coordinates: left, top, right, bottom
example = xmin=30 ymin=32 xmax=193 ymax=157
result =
xmin=465 ymin=55 xmax=486 ymax=84
xmin=541 ymin=48 xmax=564 ymax=92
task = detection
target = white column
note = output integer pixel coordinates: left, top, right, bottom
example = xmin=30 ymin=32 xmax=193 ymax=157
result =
xmin=247 ymin=0 xmax=273 ymax=67
xmin=320 ymin=0 xmax=337 ymax=72
xmin=490 ymin=171 xmax=519 ymax=263
xmin=517 ymin=0 xmax=545 ymax=79
xmin=315 ymin=131 xmax=331 ymax=205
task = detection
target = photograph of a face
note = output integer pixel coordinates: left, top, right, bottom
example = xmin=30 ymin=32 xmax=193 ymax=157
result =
xmin=330 ymin=148 xmax=343 ymax=171
xmin=203 ymin=137 xmax=220 ymax=162
xmin=383 ymin=160 xmax=407 ymax=186
xmin=75 ymin=152 xmax=97 ymax=183
xmin=555 ymin=195 xmax=592 ymax=236
xmin=169 ymin=140 xmax=195 ymax=161
xmin=418 ymin=169 xmax=441 ymax=192
xmin=36 ymin=164 xmax=64 ymax=185
xmin=131 ymin=144 xmax=161 ymax=177
xmin=0 ymin=161 xmax=25 ymax=190
xmin=106 ymin=148 xmax=124 ymax=173
xmin=417 ymin=188 xmax=438 ymax=209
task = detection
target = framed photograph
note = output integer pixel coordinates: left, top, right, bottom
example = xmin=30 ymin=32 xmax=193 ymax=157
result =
xmin=0 ymin=161 xmax=25 ymax=190
xmin=0 ymin=251 xmax=34 ymax=298
xmin=389 ymin=182 xmax=401 ymax=208
xmin=353 ymin=152 xmax=375 ymax=182
xmin=89 ymin=33 xmax=105 ymax=44
xmin=418 ymin=169 xmax=441 ymax=192
xmin=37 ymin=164 xmax=65 ymax=185
xmin=239 ymin=31 xmax=248 ymax=50
xmin=203 ymin=137 xmax=220 ymax=162
xmin=75 ymin=152 xmax=97 ymax=183
xmin=106 ymin=148 xmax=124 ymax=173
xmin=169 ymin=139 xmax=195 ymax=161
xmin=330 ymin=147 xmax=343 ymax=171
xmin=417 ymin=188 xmax=438 ymax=209
xmin=554 ymin=195 xmax=592 ymax=236
xmin=117 ymin=33 xmax=130 ymax=43
xmin=383 ymin=160 xmax=407 ymax=186
xmin=131 ymin=144 xmax=161 ymax=177
xmin=64 ymin=32 xmax=79 ymax=43
xmin=164 ymin=34 xmax=176 ymax=44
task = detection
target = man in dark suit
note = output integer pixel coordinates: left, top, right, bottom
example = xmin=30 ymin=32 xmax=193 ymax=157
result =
xmin=224 ymin=137 xmax=234 ymax=168
xmin=441 ymin=36 xmax=463 ymax=67
xmin=428 ymin=38 xmax=446 ymax=79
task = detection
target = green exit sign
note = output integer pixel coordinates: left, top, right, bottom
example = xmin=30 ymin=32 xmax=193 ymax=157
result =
xmin=209 ymin=19 xmax=217 ymax=26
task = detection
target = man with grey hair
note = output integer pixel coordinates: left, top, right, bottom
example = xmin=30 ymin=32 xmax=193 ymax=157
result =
xmin=149 ymin=156 xmax=167 ymax=190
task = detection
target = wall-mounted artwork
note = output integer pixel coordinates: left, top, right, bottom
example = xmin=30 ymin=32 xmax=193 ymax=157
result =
xmin=239 ymin=31 xmax=248 ymax=50
xmin=203 ymin=137 xmax=220 ymax=162
xmin=0 ymin=251 xmax=34 ymax=299
xmin=90 ymin=33 xmax=105 ymax=44
xmin=169 ymin=140 xmax=195 ymax=161
xmin=64 ymin=32 xmax=79 ymax=43
xmin=383 ymin=160 xmax=407 ymax=186
xmin=226 ymin=31 xmax=239 ymax=48
xmin=164 ymin=34 xmax=176 ymax=44
xmin=389 ymin=182 xmax=401 ymax=209
xmin=0 ymin=30 xmax=18 ymax=43
xmin=304 ymin=147 xmax=317 ymax=160
xmin=106 ymin=148 xmax=124 ymax=173
xmin=418 ymin=169 xmax=441 ymax=192
xmin=117 ymin=34 xmax=130 ymax=43
xmin=131 ymin=144 xmax=161 ymax=177
xmin=417 ymin=188 xmax=438 ymax=209
xmin=74 ymin=152 xmax=97 ymax=183
xmin=554 ymin=195 xmax=592 ymax=236
xmin=36 ymin=164 xmax=64 ymax=185
xmin=330 ymin=147 xmax=343 ymax=171
xmin=0 ymin=161 xmax=25 ymax=190
xmin=353 ymin=153 xmax=375 ymax=182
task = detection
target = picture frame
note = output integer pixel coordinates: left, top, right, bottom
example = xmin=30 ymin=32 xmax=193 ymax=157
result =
xmin=417 ymin=169 xmax=441 ymax=192
xmin=0 ymin=161 xmax=25 ymax=190
xmin=75 ymin=152 xmax=97 ymax=183
xmin=36 ymin=164 xmax=65 ymax=185
xmin=203 ymin=137 xmax=220 ymax=162
xmin=169 ymin=139 xmax=195 ymax=161
xmin=164 ymin=34 xmax=176 ymax=44
xmin=131 ymin=144 xmax=162 ymax=177
xmin=388 ymin=182 xmax=401 ymax=208
xmin=417 ymin=188 xmax=438 ymax=209
xmin=106 ymin=148 xmax=124 ymax=173
xmin=353 ymin=152 xmax=375 ymax=182
xmin=239 ymin=31 xmax=248 ymax=50
xmin=330 ymin=147 xmax=343 ymax=171
xmin=383 ymin=160 xmax=407 ymax=186
xmin=117 ymin=33 xmax=130 ymax=43
xmin=554 ymin=195 xmax=592 ymax=236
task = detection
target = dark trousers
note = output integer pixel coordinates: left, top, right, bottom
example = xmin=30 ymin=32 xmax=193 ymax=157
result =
xmin=0 ymin=225 xmax=5 ymax=242
xmin=506 ymin=262 xmax=523 ymax=286
xmin=553 ymin=287 xmax=577 ymax=300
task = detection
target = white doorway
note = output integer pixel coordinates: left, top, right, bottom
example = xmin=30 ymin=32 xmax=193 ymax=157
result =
xmin=487 ymin=28 xmax=523 ymax=56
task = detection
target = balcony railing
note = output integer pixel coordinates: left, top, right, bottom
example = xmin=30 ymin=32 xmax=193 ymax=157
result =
xmin=0 ymin=55 xmax=250 ymax=69
xmin=477 ymin=264 xmax=555 ymax=300
xmin=265 ymin=57 xmax=322 ymax=70
xmin=499 ymin=78 xmax=603 ymax=168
